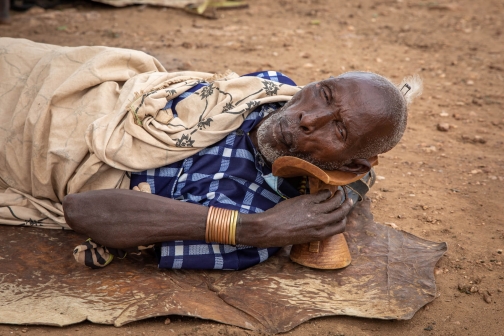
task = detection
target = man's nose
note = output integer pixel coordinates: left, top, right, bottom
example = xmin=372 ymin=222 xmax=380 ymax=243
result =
xmin=298 ymin=110 xmax=332 ymax=134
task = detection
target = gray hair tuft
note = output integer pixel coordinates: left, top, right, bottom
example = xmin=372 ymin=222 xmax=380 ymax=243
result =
xmin=398 ymin=74 xmax=423 ymax=106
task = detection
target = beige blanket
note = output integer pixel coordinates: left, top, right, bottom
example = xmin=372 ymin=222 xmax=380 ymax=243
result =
xmin=0 ymin=38 xmax=301 ymax=229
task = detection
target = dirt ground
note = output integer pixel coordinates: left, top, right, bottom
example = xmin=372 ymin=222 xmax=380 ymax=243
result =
xmin=1 ymin=0 xmax=503 ymax=335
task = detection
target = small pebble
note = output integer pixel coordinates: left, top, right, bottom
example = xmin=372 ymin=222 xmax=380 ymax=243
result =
xmin=462 ymin=135 xmax=486 ymax=144
xmin=181 ymin=42 xmax=193 ymax=49
xmin=384 ymin=222 xmax=398 ymax=229
xmin=84 ymin=12 xmax=100 ymax=21
xmin=474 ymin=135 xmax=486 ymax=144
xmin=164 ymin=317 xmax=171 ymax=325
xmin=440 ymin=111 xmax=449 ymax=117
xmin=422 ymin=146 xmax=437 ymax=153
xmin=497 ymin=249 xmax=502 ymax=254
xmin=472 ymin=98 xmax=483 ymax=106
xmin=437 ymin=123 xmax=450 ymax=132
xmin=483 ymin=293 xmax=492 ymax=304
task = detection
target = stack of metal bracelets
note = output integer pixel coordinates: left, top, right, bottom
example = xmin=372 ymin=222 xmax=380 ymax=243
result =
xmin=205 ymin=206 xmax=239 ymax=245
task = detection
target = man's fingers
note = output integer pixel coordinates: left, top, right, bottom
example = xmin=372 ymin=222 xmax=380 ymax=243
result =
xmin=335 ymin=194 xmax=354 ymax=215
xmin=312 ymin=189 xmax=332 ymax=204
xmin=310 ymin=217 xmax=347 ymax=241
xmin=316 ymin=189 xmax=344 ymax=213
xmin=328 ymin=189 xmax=345 ymax=209
xmin=326 ymin=217 xmax=347 ymax=236
xmin=322 ymin=194 xmax=353 ymax=223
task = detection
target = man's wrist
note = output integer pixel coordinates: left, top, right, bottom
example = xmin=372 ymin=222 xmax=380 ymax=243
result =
xmin=235 ymin=212 xmax=264 ymax=247
xmin=235 ymin=212 xmax=247 ymax=245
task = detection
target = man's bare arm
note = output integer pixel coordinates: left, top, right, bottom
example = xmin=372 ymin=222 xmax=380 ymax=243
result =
xmin=63 ymin=189 xmax=352 ymax=249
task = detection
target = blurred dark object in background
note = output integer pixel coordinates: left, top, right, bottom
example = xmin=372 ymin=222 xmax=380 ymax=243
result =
xmin=10 ymin=0 xmax=61 ymax=11
xmin=0 ymin=0 xmax=10 ymax=24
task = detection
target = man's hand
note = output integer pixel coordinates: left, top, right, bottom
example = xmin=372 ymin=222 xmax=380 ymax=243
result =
xmin=238 ymin=189 xmax=353 ymax=247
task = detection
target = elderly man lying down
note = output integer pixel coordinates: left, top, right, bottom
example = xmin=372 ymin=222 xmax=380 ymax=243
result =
xmin=0 ymin=38 xmax=422 ymax=270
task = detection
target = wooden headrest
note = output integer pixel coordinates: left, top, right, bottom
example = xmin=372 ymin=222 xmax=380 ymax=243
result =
xmin=272 ymin=156 xmax=378 ymax=187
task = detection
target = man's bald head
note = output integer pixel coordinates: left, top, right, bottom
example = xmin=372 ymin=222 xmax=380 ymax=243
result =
xmin=336 ymin=71 xmax=409 ymax=161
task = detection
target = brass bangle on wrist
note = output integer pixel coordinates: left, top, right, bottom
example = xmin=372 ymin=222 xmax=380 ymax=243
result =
xmin=205 ymin=206 xmax=239 ymax=245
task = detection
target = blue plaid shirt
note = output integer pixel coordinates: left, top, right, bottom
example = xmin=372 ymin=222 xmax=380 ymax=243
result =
xmin=130 ymin=71 xmax=300 ymax=270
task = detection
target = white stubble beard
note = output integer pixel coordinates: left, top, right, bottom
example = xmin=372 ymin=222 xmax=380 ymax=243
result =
xmin=256 ymin=110 xmax=342 ymax=170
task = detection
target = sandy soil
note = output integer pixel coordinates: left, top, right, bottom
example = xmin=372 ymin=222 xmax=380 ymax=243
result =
xmin=0 ymin=0 xmax=503 ymax=335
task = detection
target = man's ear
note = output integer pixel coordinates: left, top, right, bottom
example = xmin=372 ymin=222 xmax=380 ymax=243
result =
xmin=337 ymin=158 xmax=371 ymax=175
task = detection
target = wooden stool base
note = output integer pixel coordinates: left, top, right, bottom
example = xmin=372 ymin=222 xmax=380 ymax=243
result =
xmin=290 ymin=233 xmax=351 ymax=269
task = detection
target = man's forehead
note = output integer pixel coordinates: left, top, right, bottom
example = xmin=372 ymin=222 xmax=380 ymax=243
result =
xmin=328 ymin=76 xmax=391 ymax=127
xmin=303 ymin=73 xmax=392 ymax=110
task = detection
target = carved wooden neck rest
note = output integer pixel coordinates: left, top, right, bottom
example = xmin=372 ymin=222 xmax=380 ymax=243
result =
xmin=272 ymin=156 xmax=376 ymax=269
